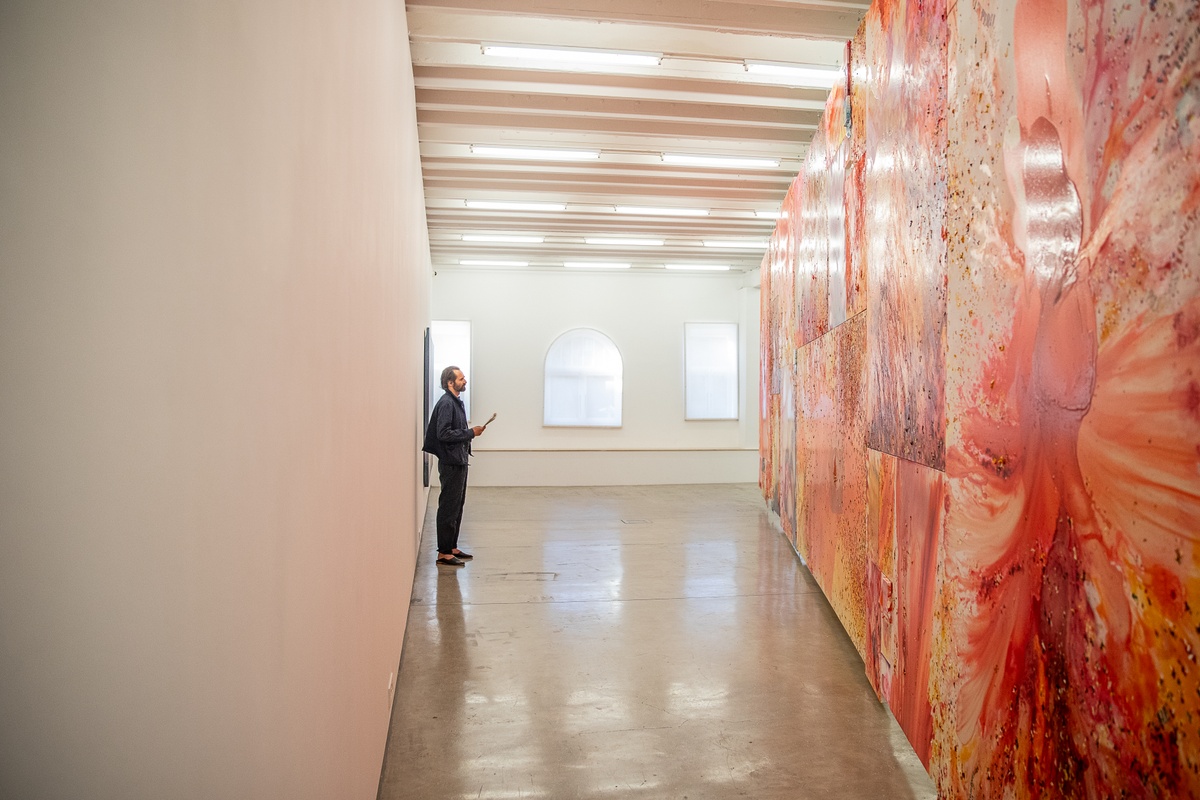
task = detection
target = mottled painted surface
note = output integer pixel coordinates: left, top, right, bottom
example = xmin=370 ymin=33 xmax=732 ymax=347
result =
xmin=795 ymin=315 xmax=869 ymax=653
xmin=937 ymin=0 xmax=1200 ymax=796
xmin=866 ymin=449 xmax=943 ymax=768
xmin=763 ymin=0 xmax=1198 ymax=795
xmin=893 ymin=457 xmax=943 ymax=767
xmin=758 ymin=75 xmax=873 ymax=651
xmin=845 ymin=31 xmax=869 ymax=322
xmin=794 ymin=81 xmax=855 ymax=347
xmin=797 ymin=138 xmax=827 ymax=346
xmin=780 ymin=180 xmax=801 ymax=546
xmin=758 ymin=240 xmax=776 ymax=506
xmin=862 ymin=0 xmax=949 ymax=472
xmin=865 ymin=448 xmax=898 ymax=702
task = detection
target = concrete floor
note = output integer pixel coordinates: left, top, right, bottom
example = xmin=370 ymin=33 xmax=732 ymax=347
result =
xmin=378 ymin=484 xmax=937 ymax=800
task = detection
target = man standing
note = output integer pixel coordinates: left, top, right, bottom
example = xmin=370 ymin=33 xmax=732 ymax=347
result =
xmin=422 ymin=366 xmax=485 ymax=566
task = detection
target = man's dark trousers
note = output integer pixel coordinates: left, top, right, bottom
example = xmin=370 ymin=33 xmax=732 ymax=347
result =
xmin=436 ymin=461 xmax=469 ymax=555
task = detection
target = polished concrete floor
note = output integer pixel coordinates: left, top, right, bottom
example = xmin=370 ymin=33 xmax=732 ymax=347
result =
xmin=378 ymin=484 xmax=937 ymax=800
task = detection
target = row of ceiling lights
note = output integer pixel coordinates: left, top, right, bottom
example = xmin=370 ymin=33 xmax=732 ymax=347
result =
xmin=465 ymin=44 xmax=840 ymax=173
xmin=447 ymin=42 xmax=815 ymax=273
xmin=480 ymin=44 xmax=845 ymax=89
xmin=458 ymin=234 xmax=768 ymax=248
xmin=468 ymin=145 xmax=782 ymax=169
xmin=459 ymin=260 xmax=732 ymax=271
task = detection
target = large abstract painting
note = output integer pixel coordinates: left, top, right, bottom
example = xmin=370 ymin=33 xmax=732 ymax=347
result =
xmin=759 ymin=0 xmax=1200 ymax=795
xmin=937 ymin=0 xmax=1200 ymax=794
xmin=795 ymin=315 xmax=869 ymax=652
xmin=862 ymin=0 xmax=949 ymax=472
xmin=866 ymin=449 xmax=943 ymax=767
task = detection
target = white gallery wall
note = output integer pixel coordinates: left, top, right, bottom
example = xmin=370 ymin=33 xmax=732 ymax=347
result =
xmin=431 ymin=267 xmax=761 ymax=485
xmin=0 ymin=3 xmax=430 ymax=799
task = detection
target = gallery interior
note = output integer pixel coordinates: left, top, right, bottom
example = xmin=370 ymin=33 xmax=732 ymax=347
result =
xmin=2 ymin=0 xmax=1197 ymax=798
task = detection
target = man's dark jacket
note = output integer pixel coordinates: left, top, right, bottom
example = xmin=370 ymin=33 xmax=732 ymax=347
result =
xmin=422 ymin=391 xmax=474 ymax=466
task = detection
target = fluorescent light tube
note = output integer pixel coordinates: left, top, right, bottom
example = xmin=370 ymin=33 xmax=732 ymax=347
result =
xmin=465 ymin=200 xmax=567 ymax=212
xmin=662 ymin=153 xmax=780 ymax=169
xmin=614 ymin=205 xmax=709 ymax=217
xmin=703 ymin=239 xmax=768 ymax=249
xmin=665 ymin=264 xmax=731 ymax=271
xmin=564 ymin=262 xmax=632 ymax=269
xmin=483 ymin=45 xmax=661 ymax=67
xmin=461 ymin=234 xmax=545 ymax=243
xmin=745 ymin=61 xmax=843 ymax=88
xmin=470 ymin=145 xmax=600 ymax=161
xmin=585 ymin=237 xmax=664 ymax=247
xmin=459 ymin=260 xmax=530 ymax=267
xmin=755 ymin=210 xmax=783 ymax=219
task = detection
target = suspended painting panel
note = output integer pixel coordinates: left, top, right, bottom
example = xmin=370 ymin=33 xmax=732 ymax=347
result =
xmin=758 ymin=238 xmax=777 ymax=510
xmin=795 ymin=79 xmax=857 ymax=347
xmin=844 ymin=31 xmax=868 ymax=322
xmin=862 ymin=0 xmax=949 ymax=471
xmin=868 ymin=452 xmax=942 ymax=768
xmin=936 ymin=0 xmax=1200 ymax=795
xmin=794 ymin=315 xmax=869 ymax=654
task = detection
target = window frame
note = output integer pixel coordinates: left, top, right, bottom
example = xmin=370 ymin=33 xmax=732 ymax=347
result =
xmin=683 ymin=321 xmax=740 ymax=421
xmin=542 ymin=327 xmax=624 ymax=428
xmin=429 ymin=319 xmax=472 ymax=421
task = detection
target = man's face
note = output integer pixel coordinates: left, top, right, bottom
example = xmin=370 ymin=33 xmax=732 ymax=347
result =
xmin=450 ymin=369 xmax=467 ymax=395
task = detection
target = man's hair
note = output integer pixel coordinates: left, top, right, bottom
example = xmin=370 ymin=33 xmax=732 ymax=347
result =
xmin=440 ymin=365 xmax=461 ymax=391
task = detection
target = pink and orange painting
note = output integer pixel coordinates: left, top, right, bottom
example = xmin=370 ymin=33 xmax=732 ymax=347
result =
xmin=862 ymin=0 xmax=949 ymax=472
xmin=866 ymin=449 xmax=942 ymax=766
xmin=758 ymin=242 xmax=776 ymax=504
xmin=760 ymin=76 xmax=872 ymax=646
xmin=794 ymin=315 xmax=869 ymax=652
xmin=844 ymin=32 xmax=868 ymax=322
xmin=796 ymin=131 xmax=831 ymax=346
xmin=761 ymin=0 xmax=1198 ymax=794
xmin=937 ymin=0 xmax=1200 ymax=795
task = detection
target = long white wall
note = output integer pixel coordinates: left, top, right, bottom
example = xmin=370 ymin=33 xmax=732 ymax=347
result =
xmin=431 ymin=268 xmax=760 ymax=485
xmin=0 ymin=3 xmax=430 ymax=798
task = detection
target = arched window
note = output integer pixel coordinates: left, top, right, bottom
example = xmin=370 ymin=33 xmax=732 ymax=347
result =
xmin=544 ymin=329 xmax=622 ymax=427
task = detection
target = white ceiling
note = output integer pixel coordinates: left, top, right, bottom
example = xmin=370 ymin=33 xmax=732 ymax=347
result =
xmin=407 ymin=0 xmax=868 ymax=275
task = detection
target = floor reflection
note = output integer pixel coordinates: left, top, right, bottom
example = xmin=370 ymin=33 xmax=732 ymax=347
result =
xmin=379 ymin=484 xmax=936 ymax=800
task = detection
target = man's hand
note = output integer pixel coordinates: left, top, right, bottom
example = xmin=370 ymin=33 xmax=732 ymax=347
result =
xmin=472 ymin=426 xmax=485 ymax=436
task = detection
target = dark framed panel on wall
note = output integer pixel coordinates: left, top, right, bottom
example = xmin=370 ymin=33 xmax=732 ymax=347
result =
xmin=422 ymin=326 xmax=430 ymax=488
